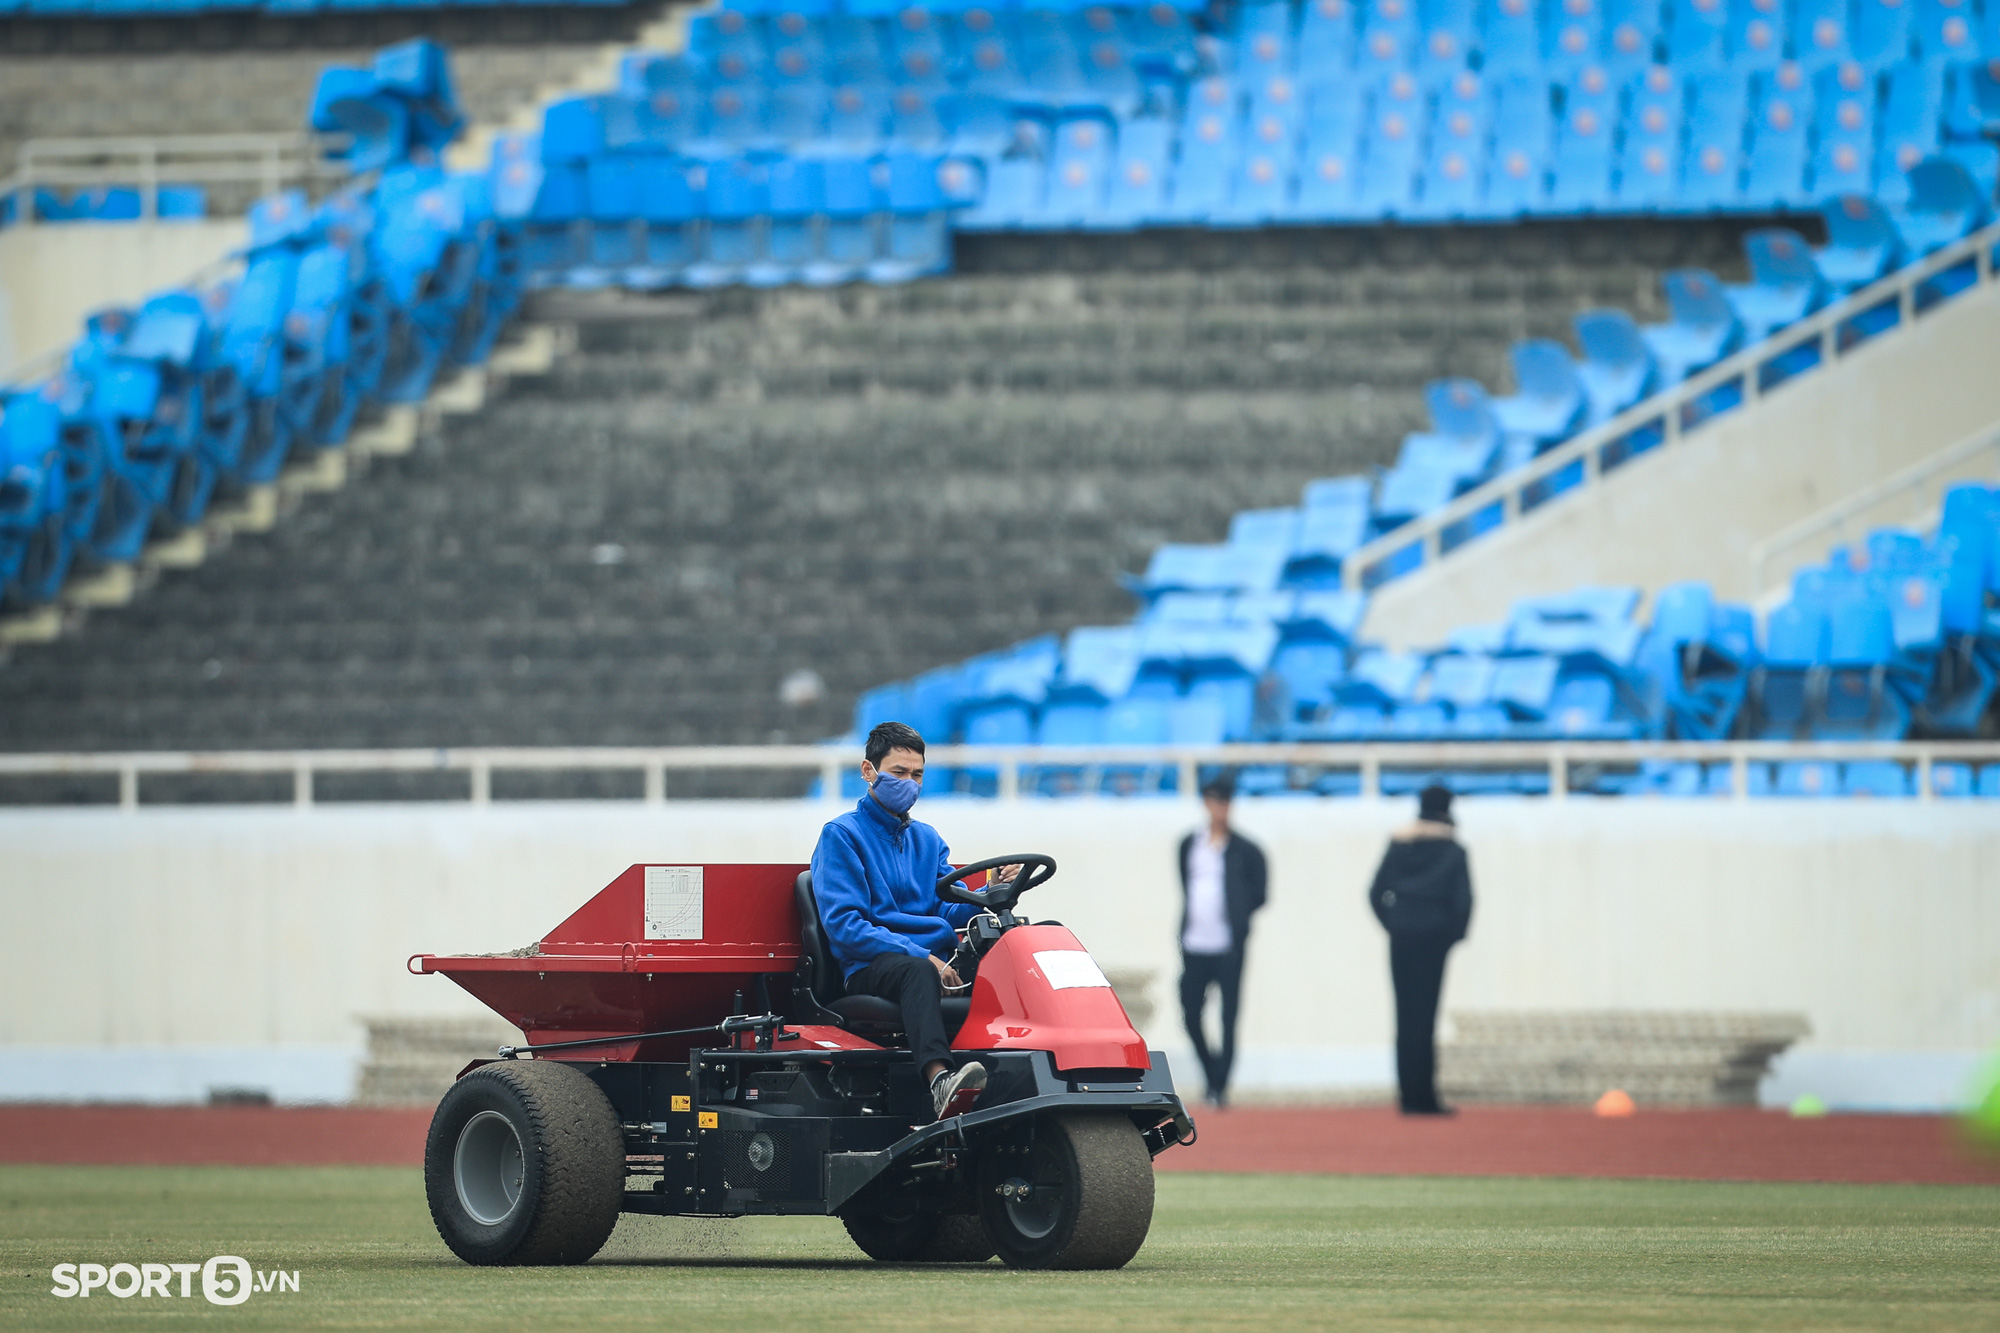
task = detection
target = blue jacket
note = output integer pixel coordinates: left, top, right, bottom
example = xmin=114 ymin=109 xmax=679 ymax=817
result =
xmin=810 ymin=794 xmax=977 ymax=981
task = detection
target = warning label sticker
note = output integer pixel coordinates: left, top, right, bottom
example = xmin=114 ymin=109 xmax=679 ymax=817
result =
xmin=644 ymin=866 xmax=704 ymax=941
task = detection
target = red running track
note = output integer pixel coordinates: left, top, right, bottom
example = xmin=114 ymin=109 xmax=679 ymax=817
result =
xmin=1158 ymin=1105 xmax=2000 ymax=1185
xmin=1 ymin=1104 xmax=1995 ymax=1185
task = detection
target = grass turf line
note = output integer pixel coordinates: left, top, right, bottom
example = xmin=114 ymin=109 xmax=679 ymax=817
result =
xmin=1 ymin=1166 xmax=1997 ymax=1330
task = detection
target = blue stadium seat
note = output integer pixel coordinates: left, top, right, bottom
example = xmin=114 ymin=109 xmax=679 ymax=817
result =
xmin=1613 ymin=64 xmax=1685 ymax=210
xmin=1421 ymin=0 xmax=1481 ymax=74
xmin=1078 ymin=26 xmax=1144 ymax=111
xmin=765 ymin=82 xmax=830 ymax=141
xmin=1291 ymin=83 xmax=1368 ymax=218
xmin=1035 ymin=698 xmax=1108 ymax=745
xmin=1217 ymin=102 xmax=1300 ymax=223
xmin=827 ymin=81 xmax=891 ymax=145
xmin=1546 ymin=0 xmax=1606 ymax=75
xmin=1163 ymin=76 xmax=1239 ymax=222
xmin=1271 ymin=638 xmax=1351 ymax=713
xmin=1743 ymin=62 xmax=1814 ymax=207
xmin=1814 ymin=192 xmax=1904 ymax=288
xmin=1679 ymin=70 xmax=1750 ymax=208
xmin=1931 ymin=760 xmax=1977 ymax=796
xmin=1810 ymin=61 xmax=1876 ymax=196
xmin=1853 ymin=0 xmax=1916 ymax=66
xmin=1234 ymin=0 xmax=1296 ymax=81
xmin=1093 ymin=115 xmax=1173 ymax=226
xmin=1405 ymin=72 xmax=1484 ymax=217
xmin=1725 ymin=227 xmax=1825 ymax=340
xmin=1298 ymin=0 xmax=1359 ymax=71
xmin=1603 ymin=0 xmax=1667 ymax=68
xmin=1573 ymin=307 xmax=1657 ymax=421
xmin=1484 ymin=75 xmax=1553 ymax=212
xmin=1874 ymin=61 xmax=1943 ymax=204
xmin=1794 ymin=0 xmax=1854 ymax=67
xmin=1642 ymin=269 xmax=1742 ymax=384
xmin=1355 ymin=70 xmax=1427 ymax=214
xmin=803 ymin=156 xmax=880 ymax=281
xmin=1842 ymin=760 xmax=1914 ymax=797
xmin=1766 ymin=759 xmax=1840 ymax=795
xmin=1042 ymin=115 xmax=1115 ymax=225
xmin=1282 ymin=478 xmax=1373 ymax=585
xmin=1548 ymin=78 xmax=1616 ymax=212
xmin=1358 ymin=0 xmax=1421 ymax=72
xmin=1752 ymin=599 xmax=1827 ymax=737
xmin=1667 ymin=0 xmax=1731 ymax=68
xmin=0 ymin=390 xmax=78 ymax=607
xmin=1916 ymin=0 xmax=1979 ymax=62
xmin=691 ymin=10 xmax=769 ymax=85
xmin=1891 ymin=154 xmax=1988 ymax=252
xmin=1481 ymin=0 xmax=1542 ymax=72
xmin=939 ymin=91 xmax=1019 ymax=153
xmin=1491 ymin=338 xmax=1587 ymax=449
xmin=887 ymin=85 xmax=946 ymax=147
xmin=1727 ymin=0 xmax=1788 ymax=67
xmin=1122 ymin=0 xmax=1200 ymax=64
xmin=1814 ymin=589 xmax=1909 ymax=739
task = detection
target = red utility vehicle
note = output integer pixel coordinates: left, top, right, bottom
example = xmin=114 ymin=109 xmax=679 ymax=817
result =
xmin=414 ymin=855 xmax=1193 ymax=1270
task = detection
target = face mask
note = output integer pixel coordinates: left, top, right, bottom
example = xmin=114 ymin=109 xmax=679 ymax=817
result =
xmin=870 ymin=771 xmax=920 ymax=816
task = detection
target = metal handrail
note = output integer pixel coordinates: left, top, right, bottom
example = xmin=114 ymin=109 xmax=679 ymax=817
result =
xmin=1747 ymin=417 xmax=2000 ymax=600
xmin=1 ymin=132 xmax=348 ymax=227
xmin=1339 ymin=210 xmax=2000 ymax=594
xmin=1 ymin=740 xmax=1993 ymax=808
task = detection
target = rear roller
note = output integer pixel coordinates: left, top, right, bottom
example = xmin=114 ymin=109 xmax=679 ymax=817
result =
xmin=423 ymin=1059 xmax=625 ymax=1266
xmin=976 ymin=1113 xmax=1155 ymax=1270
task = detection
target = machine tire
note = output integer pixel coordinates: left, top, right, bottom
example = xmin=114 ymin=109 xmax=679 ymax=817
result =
xmin=977 ymin=1114 xmax=1154 ymax=1271
xmin=840 ymin=1210 xmax=996 ymax=1263
xmin=424 ymin=1059 xmax=624 ymax=1266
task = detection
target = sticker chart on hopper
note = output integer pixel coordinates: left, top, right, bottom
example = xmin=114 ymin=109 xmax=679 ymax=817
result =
xmin=644 ymin=866 xmax=703 ymax=942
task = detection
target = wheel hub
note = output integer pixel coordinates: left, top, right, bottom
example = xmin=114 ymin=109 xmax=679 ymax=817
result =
xmin=453 ymin=1110 xmax=525 ymax=1226
xmin=997 ymin=1174 xmax=1062 ymax=1240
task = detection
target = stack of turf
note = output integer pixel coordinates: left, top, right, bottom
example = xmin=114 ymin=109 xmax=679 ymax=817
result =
xmin=356 ymin=1017 xmax=520 ymax=1107
xmin=1438 ymin=1011 xmax=1811 ymax=1107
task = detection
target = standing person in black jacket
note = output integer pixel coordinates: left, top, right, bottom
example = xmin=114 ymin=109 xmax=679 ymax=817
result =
xmin=1368 ymin=784 xmax=1474 ymax=1116
xmin=1177 ymin=773 xmax=1268 ymax=1108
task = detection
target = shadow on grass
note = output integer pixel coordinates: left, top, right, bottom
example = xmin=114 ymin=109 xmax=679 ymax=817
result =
xmin=591 ymin=1258 xmax=998 ymax=1271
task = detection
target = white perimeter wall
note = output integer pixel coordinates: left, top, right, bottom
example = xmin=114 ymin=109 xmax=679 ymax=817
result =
xmin=0 ymin=219 xmax=245 ymax=370
xmin=1 ymin=796 xmax=1994 ymax=1110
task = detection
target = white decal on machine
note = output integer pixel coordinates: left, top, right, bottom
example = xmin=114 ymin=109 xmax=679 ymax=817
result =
xmin=1034 ymin=950 xmax=1110 ymax=990
xmin=643 ymin=866 xmax=704 ymax=941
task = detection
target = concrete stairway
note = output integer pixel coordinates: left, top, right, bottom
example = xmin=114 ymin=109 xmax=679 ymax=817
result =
xmin=1439 ymin=1010 xmax=1811 ymax=1107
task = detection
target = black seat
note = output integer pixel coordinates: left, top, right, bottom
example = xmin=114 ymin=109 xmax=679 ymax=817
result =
xmin=794 ymin=871 xmax=970 ymax=1041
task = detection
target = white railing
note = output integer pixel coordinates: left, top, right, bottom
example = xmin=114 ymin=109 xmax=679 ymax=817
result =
xmin=0 ymin=741 xmax=1994 ymax=808
xmin=1340 ymin=212 xmax=2000 ymax=594
xmin=1 ymin=133 xmax=348 ymax=226
xmin=1748 ymin=416 xmax=2000 ymax=601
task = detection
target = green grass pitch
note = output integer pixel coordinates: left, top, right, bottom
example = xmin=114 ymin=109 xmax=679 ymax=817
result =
xmin=2 ymin=1166 xmax=1997 ymax=1330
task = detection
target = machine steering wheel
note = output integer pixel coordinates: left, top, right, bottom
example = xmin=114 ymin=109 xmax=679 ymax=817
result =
xmin=937 ymin=854 xmax=1058 ymax=914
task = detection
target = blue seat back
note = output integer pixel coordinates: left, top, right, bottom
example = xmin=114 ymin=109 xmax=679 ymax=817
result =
xmin=1852 ymin=0 xmax=1914 ymax=66
xmin=1765 ymin=601 xmax=1829 ymax=664
xmin=1728 ymin=0 xmax=1788 ymax=66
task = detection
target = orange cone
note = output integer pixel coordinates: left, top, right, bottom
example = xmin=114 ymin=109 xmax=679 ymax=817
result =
xmin=1594 ymin=1089 xmax=1636 ymax=1117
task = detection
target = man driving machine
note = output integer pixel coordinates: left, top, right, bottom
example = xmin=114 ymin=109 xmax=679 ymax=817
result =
xmin=810 ymin=720 xmax=1017 ymax=1120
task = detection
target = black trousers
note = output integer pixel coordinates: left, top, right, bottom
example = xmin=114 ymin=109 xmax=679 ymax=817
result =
xmin=1178 ymin=948 xmax=1245 ymax=1098
xmin=848 ymin=952 xmax=968 ymax=1073
xmin=1389 ymin=935 xmax=1455 ymax=1112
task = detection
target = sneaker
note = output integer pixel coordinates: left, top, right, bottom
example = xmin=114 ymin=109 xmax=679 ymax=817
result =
xmin=930 ymin=1062 xmax=988 ymax=1120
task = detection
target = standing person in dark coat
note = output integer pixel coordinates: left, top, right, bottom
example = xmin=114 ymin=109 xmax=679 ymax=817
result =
xmin=1368 ymin=784 xmax=1474 ymax=1116
xmin=1177 ymin=774 xmax=1268 ymax=1108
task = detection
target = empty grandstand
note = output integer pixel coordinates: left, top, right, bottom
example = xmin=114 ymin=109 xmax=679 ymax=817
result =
xmin=3 ymin=1 xmax=1997 ymax=802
